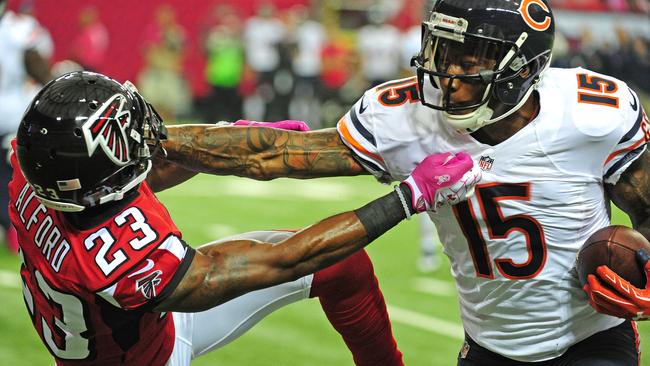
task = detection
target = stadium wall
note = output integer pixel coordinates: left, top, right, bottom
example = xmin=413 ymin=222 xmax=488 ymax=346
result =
xmin=9 ymin=0 xmax=307 ymax=95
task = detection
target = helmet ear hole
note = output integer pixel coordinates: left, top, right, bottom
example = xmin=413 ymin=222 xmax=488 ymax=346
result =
xmin=89 ymin=101 xmax=99 ymax=110
xmin=73 ymin=128 xmax=83 ymax=138
xmin=49 ymin=149 xmax=57 ymax=159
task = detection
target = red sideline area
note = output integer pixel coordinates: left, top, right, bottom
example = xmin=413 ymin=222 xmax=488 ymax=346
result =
xmin=7 ymin=0 xmax=307 ymax=96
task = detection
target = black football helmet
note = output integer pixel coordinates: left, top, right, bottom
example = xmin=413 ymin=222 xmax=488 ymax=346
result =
xmin=16 ymin=71 xmax=166 ymax=212
xmin=411 ymin=0 xmax=555 ymax=132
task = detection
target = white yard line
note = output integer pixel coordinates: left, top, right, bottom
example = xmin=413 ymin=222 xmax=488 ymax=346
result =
xmin=412 ymin=277 xmax=457 ymax=297
xmin=388 ymin=305 xmax=464 ymax=340
xmin=0 ymin=269 xmax=20 ymax=289
xmin=0 ymin=271 xmax=465 ymax=340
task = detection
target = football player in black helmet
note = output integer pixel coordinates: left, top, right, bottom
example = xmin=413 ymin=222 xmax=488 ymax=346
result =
xmin=152 ymin=0 xmax=650 ymax=364
xmin=411 ymin=0 xmax=554 ymax=133
xmin=16 ymin=72 xmax=165 ymax=212
xmin=10 ymin=71 xmax=481 ymax=365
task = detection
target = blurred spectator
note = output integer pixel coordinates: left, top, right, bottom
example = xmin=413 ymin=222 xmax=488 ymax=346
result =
xmin=552 ymin=0 xmax=649 ymax=12
xmin=417 ymin=216 xmax=442 ymax=273
xmin=70 ymin=6 xmax=109 ymax=72
xmin=391 ymin=0 xmax=426 ymax=30
xmin=629 ymin=37 xmax=650 ymax=92
xmin=202 ymin=6 xmax=245 ymax=122
xmin=552 ymin=26 xmax=650 ymax=95
xmin=401 ymin=24 xmax=422 ymax=76
xmin=243 ymin=3 xmax=287 ymax=120
xmin=319 ymin=29 xmax=355 ymax=126
xmin=138 ymin=5 xmax=191 ymax=122
xmin=0 ymin=7 xmax=52 ymax=253
xmin=288 ymin=5 xmax=326 ymax=127
xmin=357 ymin=8 xmax=402 ymax=87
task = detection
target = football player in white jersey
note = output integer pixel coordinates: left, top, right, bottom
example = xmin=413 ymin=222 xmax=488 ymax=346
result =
xmin=0 ymin=0 xmax=52 ymax=252
xmin=158 ymin=0 xmax=650 ymax=364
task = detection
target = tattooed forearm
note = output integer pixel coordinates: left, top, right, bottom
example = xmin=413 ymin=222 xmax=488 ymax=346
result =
xmin=162 ymin=125 xmax=367 ymax=180
xmin=608 ymin=150 xmax=650 ymax=240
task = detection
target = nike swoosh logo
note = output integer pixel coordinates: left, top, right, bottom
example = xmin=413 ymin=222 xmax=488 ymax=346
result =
xmin=128 ymin=259 xmax=155 ymax=278
xmin=629 ymin=88 xmax=638 ymax=111
xmin=359 ymin=96 xmax=368 ymax=114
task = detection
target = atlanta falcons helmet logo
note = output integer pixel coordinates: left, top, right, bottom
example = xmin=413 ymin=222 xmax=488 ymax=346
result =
xmin=82 ymin=93 xmax=133 ymax=166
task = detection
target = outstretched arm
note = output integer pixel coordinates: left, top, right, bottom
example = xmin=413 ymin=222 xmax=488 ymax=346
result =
xmin=153 ymin=152 xmax=479 ymax=312
xmin=155 ymin=209 xmax=380 ymax=312
xmin=161 ymin=124 xmax=368 ymax=180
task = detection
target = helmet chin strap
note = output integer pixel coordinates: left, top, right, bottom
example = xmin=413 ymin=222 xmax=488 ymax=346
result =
xmin=98 ymin=160 xmax=152 ymax=205
xmin=442 ymin=104 xmax=494 ymax=133
xmin=440 ymin=32 xmax=532 ymax=134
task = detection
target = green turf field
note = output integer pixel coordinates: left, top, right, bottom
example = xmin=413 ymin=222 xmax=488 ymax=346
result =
xmin=0 ymin=175 xmax=648 ymax=365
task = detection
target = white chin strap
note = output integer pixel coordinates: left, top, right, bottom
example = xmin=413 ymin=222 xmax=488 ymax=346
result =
xmin=37 ymin=197 xmax=86 ymax=212
xmin=441 ymin=32 xmax=534 ymax=134
xmin=98 ymin=160 xmax=152 ymax=205
xmin=442 ymin=102 xmax=495 ymax=133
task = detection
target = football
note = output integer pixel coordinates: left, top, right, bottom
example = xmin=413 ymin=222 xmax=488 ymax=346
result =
xmin=577 ymin=225 xmax=650 ymax=288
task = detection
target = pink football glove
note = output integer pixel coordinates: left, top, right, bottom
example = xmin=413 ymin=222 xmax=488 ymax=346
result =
xmin=402 ymin=152 xmax=480 ymax=213
xmin=232 ymin=119 xmax=310 ymax=131
xmin=583 ymin=249 xmax=650 ymax=320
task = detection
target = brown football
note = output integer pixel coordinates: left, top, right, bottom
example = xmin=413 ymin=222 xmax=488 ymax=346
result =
xmin=577 ymin=225 xmax=650 ymax=288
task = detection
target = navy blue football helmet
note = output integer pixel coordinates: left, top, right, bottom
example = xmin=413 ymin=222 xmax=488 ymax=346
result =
xmin=16 ymin=72 xmax=166 ymax=212
xmin=411 ymin=0 xmax=555 ymax=132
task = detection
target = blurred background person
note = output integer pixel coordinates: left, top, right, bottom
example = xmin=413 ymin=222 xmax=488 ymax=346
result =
xmin=356 ymin=6 xmax=401 ymax=87
xmin=288 ymin=4 xmax=326 ymax=128
xmin=69 ymin=5 xmax=108 ymax=72
xmin=243 ymin=3 xmax=286 ymax=121
xmin=202 ymin=5 xmax=245 ymax=123
xmin=417 ymin=217 xmax=442 ymax=273
xmin=401 ymin=22 xmax=421 ymax=77
xmin=138 ymin=4 xmax=191 ymax=122
xmin=319 ymin=26 xmax=355 ymax=127
xmin=0 ymin=0 xmax=52 ymax=253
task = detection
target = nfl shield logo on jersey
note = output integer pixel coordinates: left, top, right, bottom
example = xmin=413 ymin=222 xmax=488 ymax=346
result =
xmin=479 ymin=156 xmax=494 ymax=171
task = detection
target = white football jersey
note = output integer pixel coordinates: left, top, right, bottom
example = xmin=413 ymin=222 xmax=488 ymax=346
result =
xmin=337 ymin=68 xmax=649 ymax=362
xmin=0 ymin=11 xmax=52 ymax=135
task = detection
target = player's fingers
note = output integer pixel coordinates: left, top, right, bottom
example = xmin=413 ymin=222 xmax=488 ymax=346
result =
xmin=587 ymin=274 xmax=637 ymax=314
xmin=445 ymin=152 xmax=473 ymax=171
xmin=584 ymin=282 xmax=625 ymax=317
xmin=595 ymin=265 xmax=642 ymax=301
xmin=591 ymin=293 xmax=635 ymax=319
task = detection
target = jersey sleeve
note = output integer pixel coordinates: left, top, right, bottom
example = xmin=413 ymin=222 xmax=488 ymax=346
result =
xmin=96 ymin=235 xmax=195 ymax=311
xmin=336 ymin=91 xmax=391 ymax=182
xmin=13 ymin=14 xmax=53 ymax=57
xmin=603 ymin=89 xmax=649 ymax=184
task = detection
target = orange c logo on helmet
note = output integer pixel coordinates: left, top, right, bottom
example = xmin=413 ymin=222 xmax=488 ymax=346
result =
xmin=518 ymin=0 xmax=551 ymax=31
